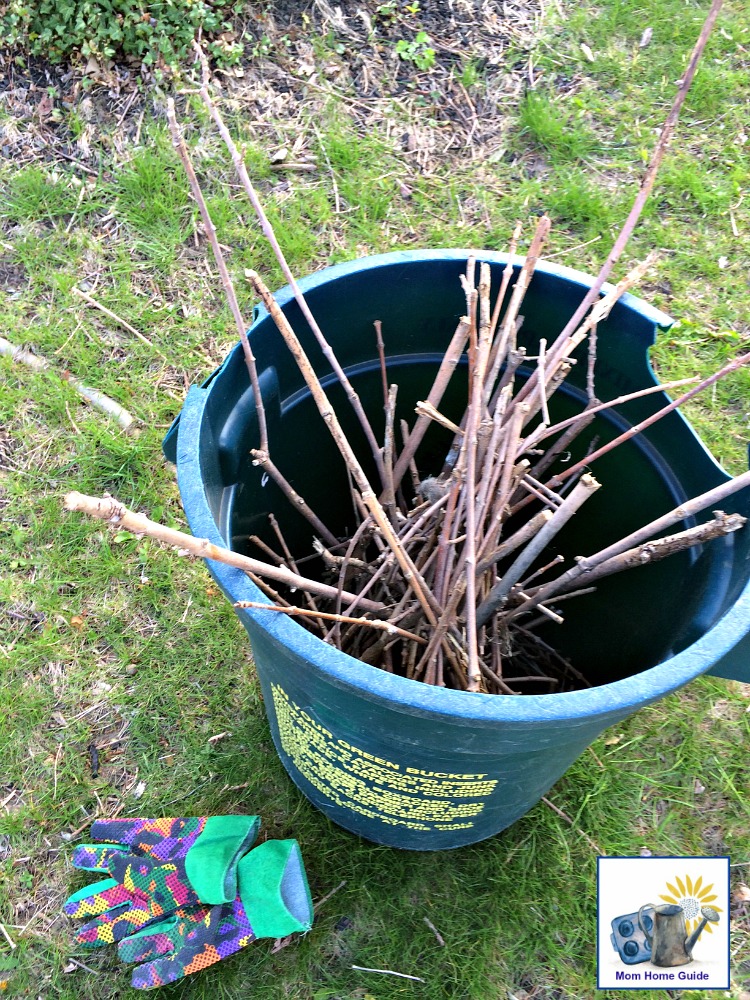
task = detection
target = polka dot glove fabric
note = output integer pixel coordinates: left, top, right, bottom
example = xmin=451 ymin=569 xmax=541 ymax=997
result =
xmin=64 ymin=816 xmax=260 ymax=948
xmin=67 ymin=837 xmax=313 ymax=990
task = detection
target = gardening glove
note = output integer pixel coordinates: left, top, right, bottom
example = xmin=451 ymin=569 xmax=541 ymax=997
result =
xmin=64 ymin=815 xmax=260 ymax=947
xmin=117 ymin=839 xmax=312 ymax=989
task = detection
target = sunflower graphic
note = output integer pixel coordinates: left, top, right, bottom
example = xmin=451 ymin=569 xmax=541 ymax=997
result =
xmin=659 ymin=873 xmax=723 ymax=937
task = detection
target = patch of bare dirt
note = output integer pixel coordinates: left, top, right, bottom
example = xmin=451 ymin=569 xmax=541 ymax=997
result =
xmin=0 ymin=0 xmax=541 ymax=178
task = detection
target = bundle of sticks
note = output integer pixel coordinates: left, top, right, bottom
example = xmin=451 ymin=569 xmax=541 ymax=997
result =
xmin=237 ymin=234 xmax=749 ymax=695
xmin=66 ymin=1 xmax=750 ymax=696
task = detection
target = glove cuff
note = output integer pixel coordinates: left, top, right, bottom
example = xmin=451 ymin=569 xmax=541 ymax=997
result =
xmin=184 ymin=815 xmax=260 ymax=903
xmin=237 ymin=840 xmax=313 ymax=939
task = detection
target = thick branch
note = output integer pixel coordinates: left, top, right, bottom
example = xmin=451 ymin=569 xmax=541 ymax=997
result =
xmin=475 ymin=473 xmax=601 ymax=628
xmin=510 ymin=471 xmax=750 ymax=618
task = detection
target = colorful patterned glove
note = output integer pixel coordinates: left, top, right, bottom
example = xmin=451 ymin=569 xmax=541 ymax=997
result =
xmin=64 ymin=815 xmax=260 ymax=946
xmin=117 ymin=839 xmax=312 ymax=989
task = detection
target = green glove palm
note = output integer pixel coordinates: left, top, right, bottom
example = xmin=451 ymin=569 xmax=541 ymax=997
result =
xmin=116 ymin=840 xmax=312 ymax=989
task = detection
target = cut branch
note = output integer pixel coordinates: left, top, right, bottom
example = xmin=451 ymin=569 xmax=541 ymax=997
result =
xmin=166 ymin=98 xmax=269 ymax=455
xmin=0 ymin=336 xmax=135 ymax=431
xmin=550 ymin=0 xmax=724 ymax=346
xmin=192 ymin=43 xmax=385 ymax=487
xmin=63 ymin=492 xmax=384 ymax=611
xmin=475 ymin=474 xmax=601 ymax=628
xmin=510 ymin=472 xmax=750 ymax=618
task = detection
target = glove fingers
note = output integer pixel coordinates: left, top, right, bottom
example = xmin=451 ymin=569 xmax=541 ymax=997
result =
xmin=125 ymin=901 xmax=254 ymax=988
xmin=131 ymin=955 xmax=205 ymax=990
xmin=90 ymin=817 xmax=206 ymax=860
xmin=130 ymin=938 xmax=238 ymax=990
xmin=64 ymin=878 xmax=133 ymax=919
xmin=74 ymin=898 xmax=163 ymax=949
xmin=117 ymin=915 xmax=183 ymax=964
xmin=107 ymin=854 xmax=198 ymax=910
xmin=72 ymin=843 xmax=129 ymax=873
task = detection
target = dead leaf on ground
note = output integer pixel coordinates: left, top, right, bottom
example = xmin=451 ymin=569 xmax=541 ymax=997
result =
xmin=36 ymin=93 xmax=54 ymax=121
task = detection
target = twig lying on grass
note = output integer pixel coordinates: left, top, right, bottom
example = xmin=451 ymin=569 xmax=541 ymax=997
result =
xmin=351 ymin=965 xmax=426 ymax=983
xmin=541 ymin=796 xmax=603 ymax=855
xmin=0 ymin=923 xmax=17 ymax=950
xmin=423 ymin=916 xmax=445 ymax=947
xmin=0 ymin=336 xmax=135 ymax=431
xmin=72 ymin=286 xmax=168 ymax=362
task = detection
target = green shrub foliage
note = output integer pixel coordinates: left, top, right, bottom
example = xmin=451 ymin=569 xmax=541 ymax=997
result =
xmin=3 ymin=0 xmax=243 ymax=69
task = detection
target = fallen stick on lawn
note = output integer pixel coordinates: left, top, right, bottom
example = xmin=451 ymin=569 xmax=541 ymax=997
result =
xmin=72 ymin=286 xmax=169 ymax=363
xmin=1 ymin=336 xmax=135 ymax=431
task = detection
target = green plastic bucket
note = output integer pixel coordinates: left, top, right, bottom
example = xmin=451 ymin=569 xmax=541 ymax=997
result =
xmin=164 ymin=250 xmax=750 ymax=849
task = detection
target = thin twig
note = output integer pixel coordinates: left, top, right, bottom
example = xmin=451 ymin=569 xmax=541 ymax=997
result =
xmin=423 ymin=916 xmax=445 ymax=947
xmin=72 ymin=286 xmax=167 ymax=360
xmin=249 ymin=450 xmax=338 ymax=547
xmin=351 ymin=966 xmax=426 ymax=983
xmin=526 ymin=376 xmax=699 ymax=450
xmin=233 ymin=601 xmax=428 ymax=644
xmin=390 ymin=318 xmax=470 ymax=491
xmin=511 ymin=472 xmax=750 ymax=618
xmin=382 ymin=384 xmax=399 ymax=517
xmin=476 ymin=474 xmax=601 ymax=628
xmin=587 ymin=322 xmax=598 ymax=403
xmin=166 ymin=98 xmax=269 ymax=455
xmin=542 ymin=796 xmax=603 ymax=854
xmin=374 ymin=320 xmax=388 ymax=409
xmin=0 ymin=923 xmax=17 ymax=950
xmin=314 ymin=880 xmax=346 ymax=912
xmin=193 ymin=43 xmax=385 ymax=487
xmin=537 ymin=337 xmax=550 ymax=426
xmin=247 ymin=271 xmax=442 ymax=626
xmin=65 ymin=957 xmax=101 ymax=975
xmin=549 ymin=350 xmax=750 ymax=488
xmin=557 ymin=0 xmax=725 ymax=356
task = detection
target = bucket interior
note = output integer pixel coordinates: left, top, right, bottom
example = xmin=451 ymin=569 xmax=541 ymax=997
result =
xmin=221 ymin=361 xmax=730 ymax=691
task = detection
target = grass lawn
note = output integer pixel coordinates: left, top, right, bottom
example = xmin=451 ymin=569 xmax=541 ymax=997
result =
xmin=1 ymin=0 xmax=749 ymax=996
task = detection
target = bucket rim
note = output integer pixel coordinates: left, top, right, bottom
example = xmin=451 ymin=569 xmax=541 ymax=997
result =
xmin=251 ymin=247 xmax=675 ymax=334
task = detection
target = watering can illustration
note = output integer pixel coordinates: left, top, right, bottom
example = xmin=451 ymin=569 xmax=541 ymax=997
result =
xmin=637 ymin=903 xmax=720 ymax=967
